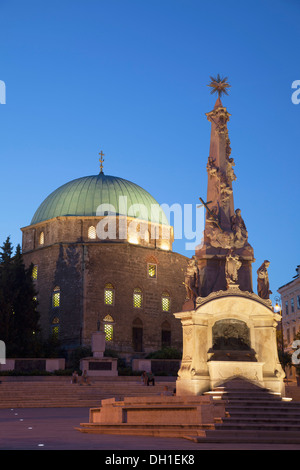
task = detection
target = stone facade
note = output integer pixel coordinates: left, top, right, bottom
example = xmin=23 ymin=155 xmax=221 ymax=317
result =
xmin=21 ymin=216 xmax=187 ymax=356
xmin=278 ymin=265 xmax=300 ymax=347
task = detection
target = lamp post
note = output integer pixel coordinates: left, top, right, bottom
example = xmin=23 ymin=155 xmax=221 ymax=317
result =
xmin=274 ymin=296 xmax=285 ymax=373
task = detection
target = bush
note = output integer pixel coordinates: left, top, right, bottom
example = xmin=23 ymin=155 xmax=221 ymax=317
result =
xmin=146 ymin=347 xmax=182 ymax=359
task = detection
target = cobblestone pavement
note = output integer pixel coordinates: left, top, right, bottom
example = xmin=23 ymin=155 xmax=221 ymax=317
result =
xmin=0 ymin=407 xmax=300 ymax=452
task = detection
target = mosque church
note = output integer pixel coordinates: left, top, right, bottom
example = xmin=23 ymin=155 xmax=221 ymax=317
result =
xmin=21 ymin=151 xmax=188 ymax=358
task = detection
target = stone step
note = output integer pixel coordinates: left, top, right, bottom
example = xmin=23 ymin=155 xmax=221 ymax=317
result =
xmin=227 ymin=409 xmax=300 ymax=418
xmin=0 ymin=381 xmax=168 ymax=408
xmin=76 ymin=422 xmax=211 ymax=438
xmin=185 ymin=430 xmax=300 ymax=444
xmin=220 ymin=416 xmax=300 ymax=426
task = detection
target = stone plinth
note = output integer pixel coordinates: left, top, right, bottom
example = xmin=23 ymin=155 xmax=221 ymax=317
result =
xmin=77 ymin=395 xmax=226 ymax=437
xmin=80 ymin=332 xmax=118 ymax=376
xmin=91 ymin=331 xmax=105 ymax=358
xmin=80 ymin=357 xmax=118 ymax=377
xmin=175 ymin=288 xmax=285 ymax=396
xmin=208 ymin=361 xmax=265 ymax=390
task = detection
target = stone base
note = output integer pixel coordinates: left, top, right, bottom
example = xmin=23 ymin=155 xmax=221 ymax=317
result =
xmin=208 ymin=361 xmax=265 ymax=390
xmin=76 ymin=395 xmax=226 ymax=437
xmin=176 ymin=361 xmax=285 ymax=397
xmin=80 ymin=357 xmax=118 ymax=377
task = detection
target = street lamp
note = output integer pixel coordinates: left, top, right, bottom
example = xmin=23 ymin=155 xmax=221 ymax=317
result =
xmin=274 ymin=295 xmax=285 ymax=362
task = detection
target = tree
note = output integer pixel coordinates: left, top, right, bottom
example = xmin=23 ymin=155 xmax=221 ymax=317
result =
xmin=0 ymin=237 xmax=41 ymax=357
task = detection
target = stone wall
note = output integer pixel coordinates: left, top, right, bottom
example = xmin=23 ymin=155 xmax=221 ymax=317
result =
xmin=21 ymin=217 xmax=187 ymax=356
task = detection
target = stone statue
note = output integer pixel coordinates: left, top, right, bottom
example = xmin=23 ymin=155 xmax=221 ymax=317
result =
xmin=225 ymin=252 xmax=242 ymax=288
xmin=230 ymin=208 xmax=249 ymax=248
xmin=231 ymin=208 xmax=247 ymax=238
xmin=184 ymin=256 xmax=199 ymax=301
xmin=257 ymin=260 xmax=272 ymax=299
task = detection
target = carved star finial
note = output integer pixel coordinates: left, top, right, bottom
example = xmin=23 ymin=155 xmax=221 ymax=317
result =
xmin=207 ymin=74 xmax=231 ymax=98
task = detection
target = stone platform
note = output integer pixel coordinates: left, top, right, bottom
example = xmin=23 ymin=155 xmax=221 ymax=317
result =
xmin=76 ymin=394 xmax=226 ymax=437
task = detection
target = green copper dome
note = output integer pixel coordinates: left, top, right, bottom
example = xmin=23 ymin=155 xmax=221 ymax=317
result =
xmin=31 ymin=173 xmax=169 ymax=226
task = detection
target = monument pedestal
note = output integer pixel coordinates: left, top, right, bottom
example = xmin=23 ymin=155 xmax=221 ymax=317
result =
xmin=80 ymin=332 xmax=118 ymax=377
xmin=175 ymin=288 xmax=285 ymax=397
xmin=77 ymin=395 xmax=226 ymax=437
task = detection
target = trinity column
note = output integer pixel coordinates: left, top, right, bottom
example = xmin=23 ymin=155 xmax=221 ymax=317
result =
xmin=184 ymin=76 xmax=255 ymax=306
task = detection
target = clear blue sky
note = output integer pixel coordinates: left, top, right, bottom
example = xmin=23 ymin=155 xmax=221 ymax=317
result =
xmin=0 ymin=0 xmax=299 ymax=303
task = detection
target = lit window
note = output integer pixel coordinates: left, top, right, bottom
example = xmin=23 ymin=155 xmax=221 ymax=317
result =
xmin=162 ymin=292 xmax=171 ymax=312
xmin=88 ymin=226 xmax=96 ymax=239
xmin=52 ymin=317 xmax=60 ymax=339
xmin=133 ymin=288 xmax=143 ymax=308
xmin=32 ymin=265 xmax=38 ymax=280
xmin=104 ymin=283 xmax=114 ymax=305
xmin=148 ymin=263 xmax=157 ymax=279
xmin=103 ymin=314 xmax=114 ymax=341
xmin=39 ymin=232 xmax=44 ymax=245
xmin=52 ymin=286 xmax=60 ymax=308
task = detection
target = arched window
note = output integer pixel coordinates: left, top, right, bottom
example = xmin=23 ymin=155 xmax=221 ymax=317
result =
xmin=148 ymin=263 xmax=157 ymax=279
xmin=133 ymin=287 xmax=143 ymax=308
xmin=52 ymin=286 xmax=60 ymax=308
xmin=161 ymin=320 xmax=171 ymax=348
xmin=88 ymin=226 xmax=96 ymax=240
xmin=104 ymin=283 xmax=114 ymax=305
xmin=103 ymin=314 xmax=114 ymax=341
xmin=32 ymin=265 xmax=38 ymax=280
xmin=51 ymin=316 xmax=60 ymax=339
xmin=39 ymin=231 xmax=45 ymax=245
xmin=161 ymin=291 xmax=171 ymax=312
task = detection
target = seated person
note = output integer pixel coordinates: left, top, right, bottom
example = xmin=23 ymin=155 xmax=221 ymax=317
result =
xmin=147 ymin=371 xmax=155 ymax=386
xmin=160 ymin=385 xmax=173 ymax=396
xmin=71 ymin=370 xmax=79 ymax=384
xmin=80 ymin=370 xmax=91 ymax=385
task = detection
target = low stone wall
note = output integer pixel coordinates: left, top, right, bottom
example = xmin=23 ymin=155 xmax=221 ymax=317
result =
xmin=132 ymin=359 xmax=180 ymax=374
xmin=0 ymin=358 xmax=65 ymax=373
xmin=90 ymin=395 xmax=225 ymax=425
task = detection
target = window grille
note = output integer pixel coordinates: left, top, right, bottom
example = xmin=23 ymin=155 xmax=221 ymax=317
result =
xmin=133 ymin=288 xmax=143 ymax=308
xmin=104 ymin=283 xmax=114 ymax=305
xmin=161 ymin=292 xmax=171 ymax=312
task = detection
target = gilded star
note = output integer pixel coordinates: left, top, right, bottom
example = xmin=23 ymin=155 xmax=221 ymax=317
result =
xmin=207 ymin=74 xmax=231 ymax=98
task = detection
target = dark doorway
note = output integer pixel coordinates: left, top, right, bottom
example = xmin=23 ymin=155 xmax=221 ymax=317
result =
xmin=132 ymin=318 xmax=143 ymax=352
xmin=161 ymin=320 xmax=171 ymax=348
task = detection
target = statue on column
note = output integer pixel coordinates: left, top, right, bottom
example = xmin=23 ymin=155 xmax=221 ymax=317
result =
xmin=230 ymin=208 xmax=248 ymax=246
xmin=257 ymin=260 xmax=272 ymax=299
xmin=184 ymin=256 xmax=199 ymax=301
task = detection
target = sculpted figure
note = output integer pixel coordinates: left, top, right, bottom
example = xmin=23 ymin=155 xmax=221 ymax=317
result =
xmin=231 ymin=208 xmax=247 ymax=237
xmin=225 ymin=252 xmax=242 ymax=288
xmin=257 ymin=260 xmax=272 ymax=299
xmin=206 ymin=156 xmax=218 ymax=176
xmin=184 ymin=256 xmax=199 ymax=301
xmin=230 ymin=208 xmax=248 ymax=247
xmin=226 ymin=157 xmax=237 ymax=182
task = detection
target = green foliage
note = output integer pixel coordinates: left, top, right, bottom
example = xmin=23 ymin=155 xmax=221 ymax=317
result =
xmin=67 ymin=346 xmax=92 ymax=371
xmin=146 ymin=347 xmax=182 ymax=359
xmin=0 ymin=237 xmax=41 ymax=357
xmin=278 ymin=349 xmax=292 ymax=369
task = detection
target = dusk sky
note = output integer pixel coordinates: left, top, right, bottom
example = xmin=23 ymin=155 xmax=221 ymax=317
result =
xmin=0 ymin=0 xmax=299 ymax=304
